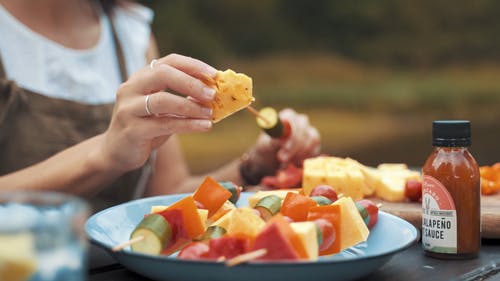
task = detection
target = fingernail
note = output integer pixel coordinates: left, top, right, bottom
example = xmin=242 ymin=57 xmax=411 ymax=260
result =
xmin=203 ymin=87 xmax=216 ymax=100
xmin=202 ymin=107 xmax=212 ymax=117
xmin=197 ymin=120 xmax=212 ymax=129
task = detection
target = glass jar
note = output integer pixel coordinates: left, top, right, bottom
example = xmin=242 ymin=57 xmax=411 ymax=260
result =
xmin=0 ymin=191 xmax=90 ymax=281
xmin=422 ymin=120 xmax=480 ymax=259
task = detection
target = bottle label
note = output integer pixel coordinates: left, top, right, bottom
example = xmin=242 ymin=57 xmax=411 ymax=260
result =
xmin=422 ymin=175 xmax=457 ymax=254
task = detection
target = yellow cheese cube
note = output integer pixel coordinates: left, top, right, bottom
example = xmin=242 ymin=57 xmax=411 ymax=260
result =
xmin=357 ymin=166 xmax=380 ymax=196
xmin=325 ymin=161 xmax=364 ymax=200
xmin=303 ymin=156 xmax=333 ymax=195
xmin=374 ymin=164 xmax=421 ymax=202
xmin=302 ymin=171 xmax=330 ymax=196
xmin=332 ymin=197 xmax=369 ymax=250
xmin=290 ymin=222 xmax=319 ymax=261
xmin=208 ymin=69 xmax=254 ymax=123
xmin=303 ymin=156 xmax=365 ymax=199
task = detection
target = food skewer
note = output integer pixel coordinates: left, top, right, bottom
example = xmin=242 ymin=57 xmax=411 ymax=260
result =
xmin=112 ymin=236 xmax=144 ymax=252
xmin=117 ymin=213 xmax=173 ymax=255
xmin=356 ymin=199 xmax=381 ymax=229
xmin=253 ymin=107 xmax=291 ymax=139
xmin=246 ymin=106 xmax=272 ymax=126
xmin=225 ymin=249 xmax=268 ymax=267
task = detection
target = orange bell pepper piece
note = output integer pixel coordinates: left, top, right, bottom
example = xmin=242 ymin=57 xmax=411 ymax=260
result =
xmin=166 ymin=196 xmax=205 ymax=239
xmin=193 ymin=176 xmax=232 ymax=218
xmin=307 ymin=205 xmax=342 ymax=255
xmin=480 ymin=164 xmax=500 ymax=195
xmin=281 ymin=192 xmax=317 ymax=222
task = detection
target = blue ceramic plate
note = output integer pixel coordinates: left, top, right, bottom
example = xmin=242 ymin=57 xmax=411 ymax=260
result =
xmin=86 ymin=192 xmax=418 ymax=281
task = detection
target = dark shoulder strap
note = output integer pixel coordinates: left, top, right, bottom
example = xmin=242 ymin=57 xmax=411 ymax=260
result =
xmin=0 ymin=54 xmax=6 ymax=79
xmin=108 ymin=13 xmax=128 ymax=83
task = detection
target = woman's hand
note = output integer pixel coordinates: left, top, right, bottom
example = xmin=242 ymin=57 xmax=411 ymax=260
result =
xmin=275 ymin=108 xmax=321 ymax=164
xmin=99 ymin=54 xmax=217 ymax=172
xmin=240 ymin=108 xmax=321 ymax=184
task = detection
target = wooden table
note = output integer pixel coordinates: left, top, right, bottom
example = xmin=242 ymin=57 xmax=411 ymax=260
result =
xmin=87 ymin=239 xmax=500 ymax=281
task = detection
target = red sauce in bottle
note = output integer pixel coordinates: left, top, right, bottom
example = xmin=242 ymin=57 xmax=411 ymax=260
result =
xmin=422 ymin=120 xmax=480 ymax=259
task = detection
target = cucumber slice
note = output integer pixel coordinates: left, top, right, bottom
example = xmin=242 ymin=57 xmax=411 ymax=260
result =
xmin=256 ymin=107 xmax=285 ymax=138
xmin=195 ymin=225 xmax=227 ymax=242
xmin=130 ymin=214 xmax=172 ymax=255
xmin=254 ymin=195 xmax=282 ymax=221
xmin=311 ymin=196 xmax=333 ymax=206
xmin=315 ymin=223 xmax=323 ymax=246
xmin=218 ymin=181 xmax=242 ymax=204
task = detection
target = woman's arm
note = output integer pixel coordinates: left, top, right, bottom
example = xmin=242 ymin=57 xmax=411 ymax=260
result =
xmin=0 ymin=49 xmax=218 ymax=196
xmin=0 ymin=134 xmax=122 ymax=195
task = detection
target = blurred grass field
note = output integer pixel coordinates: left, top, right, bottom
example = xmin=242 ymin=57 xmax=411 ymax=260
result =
xmin=179 ymin=54 xmax=500 ymax=173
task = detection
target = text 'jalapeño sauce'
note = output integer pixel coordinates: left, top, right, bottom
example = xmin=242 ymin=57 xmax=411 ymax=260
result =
xmin=422 ymin=120 xmax=480 ymax=259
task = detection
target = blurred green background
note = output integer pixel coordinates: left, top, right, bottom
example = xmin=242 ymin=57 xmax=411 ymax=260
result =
xmin=142 ymin=0 xmax=500 ymax=171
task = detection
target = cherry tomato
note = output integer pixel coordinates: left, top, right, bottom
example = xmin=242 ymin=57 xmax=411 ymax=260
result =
xmin=314 ymin=218 xmax=336 ymax=252
xmin=281 ymin=119 xmax=292 ymax=139
xmin=178 ymin=242 xmax=209 ymax=260
xmin=405 ymin=179 xmax=422 ymax=202
xmin=310 ymin=185 xmax=338 ymax=202
xmin=356 ymin=199 xmax=379 ymax=228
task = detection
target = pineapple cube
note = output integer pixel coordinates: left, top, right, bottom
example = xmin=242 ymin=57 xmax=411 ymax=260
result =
xmin=210 ymin=209 xmax=235 ymax=229
xmin=208 ymin=69 xmax=254 ymax=123
xmin=226 ymin=207 xmax=265 ymax=238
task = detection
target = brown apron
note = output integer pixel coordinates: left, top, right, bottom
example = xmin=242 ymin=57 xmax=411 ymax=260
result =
xmin=0 ymin=15 xmax=148 ymax=212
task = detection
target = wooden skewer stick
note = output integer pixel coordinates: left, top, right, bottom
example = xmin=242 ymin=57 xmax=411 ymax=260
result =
xmin=225 ymin=249 xmax=268 ymax=267
xmin=376 ymin=203 xmax=383 ymax=209
xmin=112 ymin=236 xmax=144 ymax=252
xmin=246 ymin=106 xmax=272 ymax=126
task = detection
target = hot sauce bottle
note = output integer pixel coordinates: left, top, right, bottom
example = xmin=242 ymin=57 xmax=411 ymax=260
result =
xmin=422 ymin=120 xmax=480 ymax=259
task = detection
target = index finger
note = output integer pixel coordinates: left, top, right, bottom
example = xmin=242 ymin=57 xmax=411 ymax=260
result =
xmin=125 ymin=63 xmax=216 ymax=103
xmin=157 ymin=53 xmax=218 ymax=82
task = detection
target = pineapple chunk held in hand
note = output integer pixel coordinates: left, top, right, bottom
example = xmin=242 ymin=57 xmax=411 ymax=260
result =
xmin=205 ymin=69 xmax=254 ymax=123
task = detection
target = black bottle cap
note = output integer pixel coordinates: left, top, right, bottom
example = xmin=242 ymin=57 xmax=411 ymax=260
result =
xmin=432 ymin=120 xmax=471 ymax=147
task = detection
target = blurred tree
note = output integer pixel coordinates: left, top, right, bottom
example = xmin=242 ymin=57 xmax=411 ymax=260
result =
xmin=143 ymin=0 xmax=500 ymax=67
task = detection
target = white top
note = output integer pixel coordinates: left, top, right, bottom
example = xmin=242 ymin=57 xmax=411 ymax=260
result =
xmin=0 ymin=3 xmax=153 ymax=104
